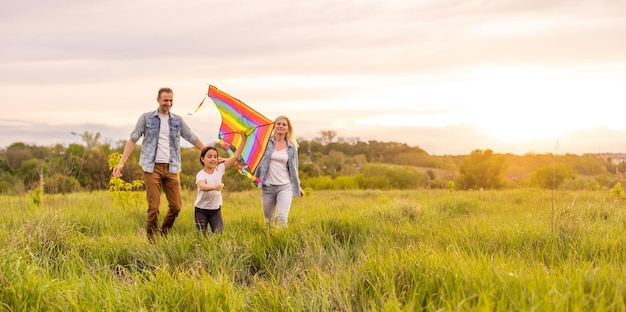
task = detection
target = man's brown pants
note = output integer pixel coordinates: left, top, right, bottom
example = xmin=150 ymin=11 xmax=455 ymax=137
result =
xmin=144 ymin=163 xmax=182 ymax=242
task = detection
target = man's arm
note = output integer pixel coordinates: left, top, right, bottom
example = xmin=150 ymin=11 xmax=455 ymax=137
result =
xmin=193 ymin=139 xmax=204 ymax=150
xmin=112 ymin=139 xmax=136 ymax=178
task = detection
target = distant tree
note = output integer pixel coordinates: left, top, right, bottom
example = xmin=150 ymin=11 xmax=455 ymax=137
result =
xmin=5 ymin=142 xmax=46 ymax=169
xmin=16 ymin=158 xmax=43 ymax=190
xmin=457 ymin=149 xmax=506 ymax=190
xmin=72 ymin=131 xmax=102 ymax=150
xmin=81 ymin=149 xmax=111 ymax=190
xmin=0 ymin=157 xmax=15 ymax=193
xmin=530 ymin=164 xmax=576 ymax=189
xmin=318 ymin=130 xmax=337 ymax=145
xmin=394 ymin=150 xmax=435 ymax=167
xmin=299 ymin=163 xmax=319 ymax=179
xmin=0 ymin=157 xmax=12 ymax=175
xmin=426 ymin=170 xmax=436 ymax=180
xmin=561 ymin=154 xmax=608 ymax=176
xmin=66 ymin=143 xmax=87 ymax=186
xmin=320 ymin=150 xmax=345 ymax=176
xmin=337 ymin=136 xmax=360 ymax=145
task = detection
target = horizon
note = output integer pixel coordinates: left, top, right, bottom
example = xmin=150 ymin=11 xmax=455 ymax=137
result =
xmin=1 ymin=121 xmax=625 ymax=156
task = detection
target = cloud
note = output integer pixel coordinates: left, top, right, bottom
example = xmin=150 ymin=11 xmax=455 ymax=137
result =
xmin=3 ymin=0 xmax=626 ymax=90
xmin=2 ymin=0 xmax=626 ymax=155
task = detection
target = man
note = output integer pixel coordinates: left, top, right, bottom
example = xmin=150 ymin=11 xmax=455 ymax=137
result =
xmin=113 ymin=87 xmax=204 ymax=242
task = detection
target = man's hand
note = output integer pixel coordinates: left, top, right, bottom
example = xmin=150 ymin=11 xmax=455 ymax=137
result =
xmin=112 ymin=164 xmax=123 ymax=178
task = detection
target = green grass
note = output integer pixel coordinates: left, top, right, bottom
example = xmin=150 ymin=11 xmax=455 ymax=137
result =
xmin=0 ymin=189 xmax=625 ymax=311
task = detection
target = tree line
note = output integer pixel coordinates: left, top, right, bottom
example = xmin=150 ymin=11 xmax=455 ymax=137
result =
xmin=1 ymin=130 xmax=624 ymax=195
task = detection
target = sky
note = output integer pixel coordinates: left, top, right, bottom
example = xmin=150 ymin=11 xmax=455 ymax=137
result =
xmin=2 ymin=0 xmax=626 ymax=155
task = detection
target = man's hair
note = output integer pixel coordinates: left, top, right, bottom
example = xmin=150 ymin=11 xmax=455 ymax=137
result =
xmin=158 ymin=87 xmax=173 ymax=99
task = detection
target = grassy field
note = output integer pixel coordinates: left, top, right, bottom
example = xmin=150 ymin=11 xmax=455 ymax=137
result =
xmin=1 ymin=188 xmax=625 ymax=311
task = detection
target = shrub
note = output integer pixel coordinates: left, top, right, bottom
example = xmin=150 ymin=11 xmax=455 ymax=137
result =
xmin=357 ymin=163 xmax=429 ymax=190
xmin=530 ymin=164 xmax=576 ymax=189
xmin=45 ymin=173 xmax=81 ymax=194
xmin=610 ymin=182 xmax=625 ymax=199
xmin=107 ymin=153 xmax=145 ymax=209
xmin=302 ymin=176 xmax=359 ymax=190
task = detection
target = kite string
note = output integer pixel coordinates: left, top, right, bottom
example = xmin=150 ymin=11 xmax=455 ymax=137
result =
xmin=187 ymin=90 xmax=269 ymax=185
xmin=220 ymin=140 xmax=270 ymax=186
xmin=191 ymin=96 xmax=269 ymax=185
xmin=201 ymin=85 xmax=273 ymax=187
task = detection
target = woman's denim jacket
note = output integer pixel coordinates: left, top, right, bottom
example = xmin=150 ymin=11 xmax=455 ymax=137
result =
xmin=254 ymin=137 xmax=301 ymax=197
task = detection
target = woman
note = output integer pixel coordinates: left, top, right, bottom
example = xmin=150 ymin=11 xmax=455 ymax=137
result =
xmin=254 ymin=116 xmax=304 ymax=227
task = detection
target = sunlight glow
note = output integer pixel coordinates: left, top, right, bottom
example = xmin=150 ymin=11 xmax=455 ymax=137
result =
xmin=455 ymin=66 xmax=626 ymax=142
xmin=354 ymin=113 xmax=463 ymax=128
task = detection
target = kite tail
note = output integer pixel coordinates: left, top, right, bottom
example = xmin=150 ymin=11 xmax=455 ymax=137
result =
xmin=188 ymin=94 xmax=208 ymax=115
xmin=220 ymin=141 xmax=270 ymax=186
xmin=234 ymin=162 xmax=269 ymax=186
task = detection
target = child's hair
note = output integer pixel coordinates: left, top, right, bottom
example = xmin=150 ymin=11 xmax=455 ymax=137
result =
xmin=199 ymin=146 xmax=218 ymax=166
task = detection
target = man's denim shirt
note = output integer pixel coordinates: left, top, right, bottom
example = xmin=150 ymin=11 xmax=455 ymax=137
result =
xmin=130 ymin=110 xmax=199 ymax=174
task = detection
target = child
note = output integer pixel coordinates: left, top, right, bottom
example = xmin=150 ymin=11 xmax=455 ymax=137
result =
xmin=194 ymin=134 xmax=247 ymax=234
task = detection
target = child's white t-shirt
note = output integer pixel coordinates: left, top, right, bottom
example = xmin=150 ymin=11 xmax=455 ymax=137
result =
xmin=194 ymin=164 xmax=225 ymax=210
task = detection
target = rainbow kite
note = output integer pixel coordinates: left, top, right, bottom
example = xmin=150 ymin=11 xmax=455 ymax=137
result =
xmin=193 ymin=85 xmax=274 ymax=185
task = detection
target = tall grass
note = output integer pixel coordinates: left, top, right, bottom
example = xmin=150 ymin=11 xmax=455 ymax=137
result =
xmin=0 ymin=189 xmax=624 ymax=311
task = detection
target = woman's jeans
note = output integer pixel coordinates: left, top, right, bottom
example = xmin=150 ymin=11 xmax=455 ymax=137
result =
xmin=261 ymin=183 xmax=293 ymax=227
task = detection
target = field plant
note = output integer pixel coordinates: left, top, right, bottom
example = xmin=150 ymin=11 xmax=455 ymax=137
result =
xmin=0 ymin=188 xmax=625 ymax=311
xmin=610 ymin=182 xmax=626 ymax=199
xmin=107 ymin=153 xmax=145 ymax=210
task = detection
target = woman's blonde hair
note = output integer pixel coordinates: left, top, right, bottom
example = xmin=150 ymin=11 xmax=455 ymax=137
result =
xmin=274 ymin=115 xmax=298 ymax=149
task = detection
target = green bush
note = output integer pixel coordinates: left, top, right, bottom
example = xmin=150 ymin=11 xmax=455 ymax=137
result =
xmin=45 ymin=173 xmax=81 ymax=194
xmin=357 ymin=163 xmax=429 ymax=190
xmin=303 ymin=175 xmax=359 ymax=190
xmin=530 ymin=164 xmax=576 ymax=189
xmin=610 ymin=182 xmax=625 ymax=199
